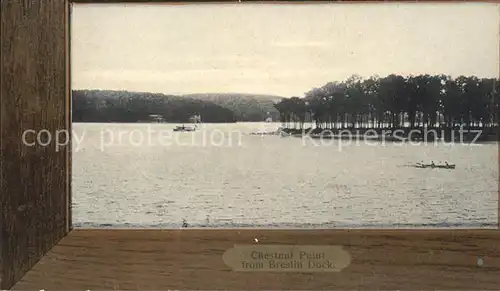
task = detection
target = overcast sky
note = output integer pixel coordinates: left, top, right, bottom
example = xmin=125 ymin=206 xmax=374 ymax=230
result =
xmin=71 ymin=3 xmax=499 ymax=97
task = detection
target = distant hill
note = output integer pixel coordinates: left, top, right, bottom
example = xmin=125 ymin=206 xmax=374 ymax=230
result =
xmin=183 ymin=93 xmax=284 ymax=122
xmin=72 ymin=90 xmax=236 ymax=123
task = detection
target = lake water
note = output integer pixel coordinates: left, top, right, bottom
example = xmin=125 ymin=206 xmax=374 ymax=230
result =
xmin=72 ymin=122 xmax=498 ymax=228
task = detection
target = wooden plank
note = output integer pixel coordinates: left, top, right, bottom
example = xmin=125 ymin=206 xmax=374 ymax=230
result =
xmin=0 ymin=0 xmax=70 ymax=289
xmin=13 ymin=229 xmax=500 ymax=290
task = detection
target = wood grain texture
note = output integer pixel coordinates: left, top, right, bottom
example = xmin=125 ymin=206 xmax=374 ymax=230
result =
xmin=0 ymin=0 xmax=70 ymax=289
xmin=12 ymin=229 xmax=500 ymax=290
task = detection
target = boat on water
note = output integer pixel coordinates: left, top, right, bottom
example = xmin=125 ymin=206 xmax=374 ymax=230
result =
xmin=173 ymin=125 xmax=197 ymax=132
xmin=275 ymin=127 xmax=291 ymax=137
xmin=279 ymin=131 xmax=291 ymax=137
xmin=173 ymin=115 xmax=201 ymax=132
xmin=414 ymin=163 xmax=455 ymax=169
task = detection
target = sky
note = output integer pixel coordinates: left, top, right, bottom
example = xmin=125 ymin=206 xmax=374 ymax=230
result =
xmin=71 ymin=2 xmax=499 ymax=97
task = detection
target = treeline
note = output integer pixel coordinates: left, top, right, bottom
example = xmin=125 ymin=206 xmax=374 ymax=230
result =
xmin=275 ymin=74 xmax=499 ymax=130
xmin=72 ymin=90 xmax=236 ymax=123
xmin=183 ymin=93 xmax=282 ymax=122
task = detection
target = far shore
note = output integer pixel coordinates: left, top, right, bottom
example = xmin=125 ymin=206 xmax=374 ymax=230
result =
xmin=72 ymin=120 xmax=238 ymax=124
xmin=71 ymin=122 xmax=499 ymax=142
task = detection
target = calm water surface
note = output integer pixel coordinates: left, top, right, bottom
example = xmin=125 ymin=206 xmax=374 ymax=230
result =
xmin=72 ymin=122 xmax=498 ymax=228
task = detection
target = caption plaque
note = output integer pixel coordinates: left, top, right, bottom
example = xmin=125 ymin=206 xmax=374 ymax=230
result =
xmin=223 ymin=244 xmax=351 ymax=272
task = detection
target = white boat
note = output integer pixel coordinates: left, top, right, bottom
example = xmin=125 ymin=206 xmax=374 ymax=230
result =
xmin=276 ymin=127 xmax=291 ymax=137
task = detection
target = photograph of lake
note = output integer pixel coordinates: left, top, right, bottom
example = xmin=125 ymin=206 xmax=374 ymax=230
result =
xmin=71 ymin=2 xmax=499 ymax=229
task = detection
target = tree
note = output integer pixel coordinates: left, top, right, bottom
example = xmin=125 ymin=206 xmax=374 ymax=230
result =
xmin=273 ymin=74 xmax=499 ymax=132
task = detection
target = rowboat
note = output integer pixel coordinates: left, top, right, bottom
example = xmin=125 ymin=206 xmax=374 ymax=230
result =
xmin=414 ymin=163 xmax=455 ymax=169
xmin=173 ymin=125 xmax=196 ymax=132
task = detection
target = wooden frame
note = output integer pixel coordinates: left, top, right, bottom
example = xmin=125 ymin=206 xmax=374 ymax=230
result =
xmin=1 ymin=0 xmax=499 ymax=289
